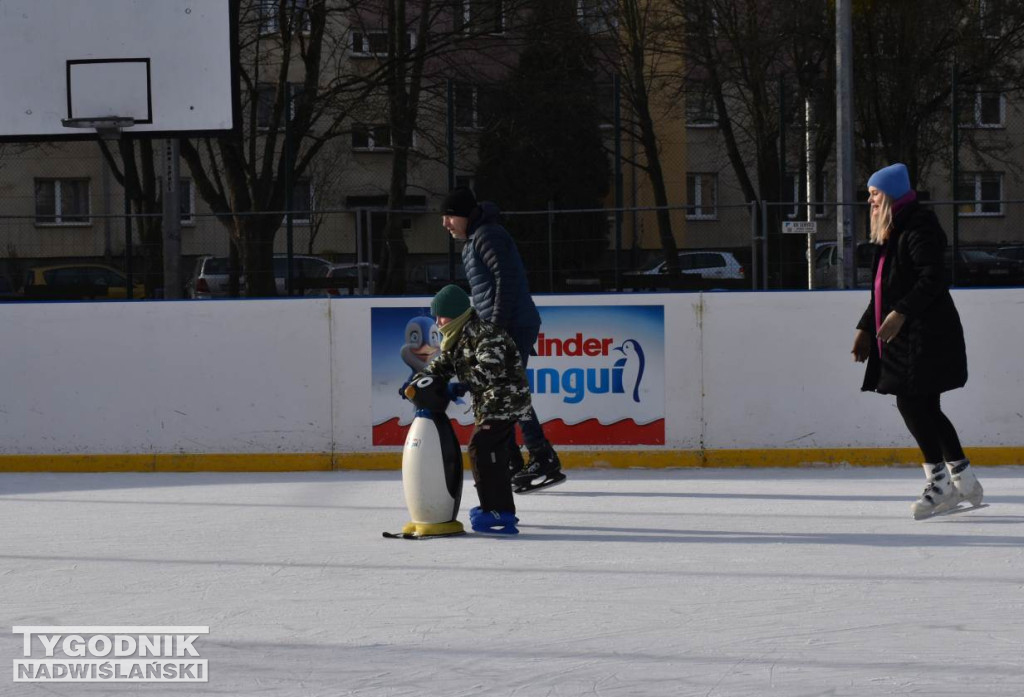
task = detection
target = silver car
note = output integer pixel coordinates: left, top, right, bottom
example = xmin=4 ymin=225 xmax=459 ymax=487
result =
xmin=639 ymin=250 xmax=746 ymax=280
xmin=187 ymin=255 xmax=236 ymax=299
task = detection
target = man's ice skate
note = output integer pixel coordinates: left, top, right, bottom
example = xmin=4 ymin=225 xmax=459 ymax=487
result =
xmin=508 ymin=444 xmax=526 ymax=478
xmin=947 ymin=459 xmax=984 ymax=508
xmin=911 ymin=463 xmax=958 ymax=520
xmin=513 ymin=447 xmax=566 ymax=494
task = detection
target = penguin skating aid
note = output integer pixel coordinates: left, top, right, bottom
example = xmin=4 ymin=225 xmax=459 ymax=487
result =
xmin=383 ymin=375 xmax=466 ymax=540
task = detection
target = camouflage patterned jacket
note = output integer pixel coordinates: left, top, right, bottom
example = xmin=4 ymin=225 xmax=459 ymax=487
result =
xmin=416 ymin=312 xmax=532 ymax=424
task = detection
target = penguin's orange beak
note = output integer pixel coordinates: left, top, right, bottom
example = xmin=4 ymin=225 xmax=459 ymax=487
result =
xmin=404 ymin=385 xmax=417 ymax=400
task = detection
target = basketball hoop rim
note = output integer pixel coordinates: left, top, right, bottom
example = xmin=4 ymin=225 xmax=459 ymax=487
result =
xmin=61 ymin=116 xmax=136 ymax=139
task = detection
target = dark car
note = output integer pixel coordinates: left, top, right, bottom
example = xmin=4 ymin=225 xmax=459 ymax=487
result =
xmin=947 ymin=248 xmax=1024 ymax=287
xmin=406 ymin=260 xmax=469 ymax=295
xmin=23 ymin=264 xmax=145 ymax=300
xmin=304 ymin=263 xmax=380 ymax=297
xmin=993 ymin=245 xmax=1024 ymax=262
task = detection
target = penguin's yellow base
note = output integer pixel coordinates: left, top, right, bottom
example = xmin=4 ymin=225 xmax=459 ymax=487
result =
xmin=401 ymin=520 xmax=466 ymax=538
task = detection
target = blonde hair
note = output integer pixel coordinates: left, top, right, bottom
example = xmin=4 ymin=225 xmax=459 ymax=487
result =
xmin=870 ymin=192 xmax=893 ymax=244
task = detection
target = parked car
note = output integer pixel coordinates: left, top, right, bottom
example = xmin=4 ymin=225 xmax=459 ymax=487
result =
xmin=22 ymin=264 xmax=145 ymax=300
xmin=638 ymin=250 xmax=746 ymax=280
xmin=406 ymin=260 xmax=469 ymax=295
xmin=272 ymin=255 xmax=332 ymax=295
xmin=304 ymin=263 xmax=380 ymax=297
xmin=813 ymin=242 xmax=875 ymax=288
xmin=188 ymin=254 xmax=332 ymax=298
xmin=187 ymin=255 xmax=236 ymax=299
xmin=947 ymin=248 xmax=1024 ymax=287
xmin=993 ymin=245 xmax=1024 ymax=262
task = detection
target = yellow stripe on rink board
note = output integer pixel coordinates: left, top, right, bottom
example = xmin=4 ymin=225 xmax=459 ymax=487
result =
xmin=0 ymin=448 xmax=1022 ymax=472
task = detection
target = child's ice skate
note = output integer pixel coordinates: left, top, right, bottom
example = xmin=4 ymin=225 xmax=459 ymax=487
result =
xmin=469 ymin=507 xmax=519 ymax=535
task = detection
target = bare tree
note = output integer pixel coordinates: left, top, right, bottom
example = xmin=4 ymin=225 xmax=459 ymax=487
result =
xmin=588 ymin=0 xmax=683 ymax=274
xmin=853 ymin=0 xmax=1024 ymax=183
xmin=97 ymin=138 xmax=162 ymax=296
xmin=179 ymin=0 xmax=386 ymax=296
xmin=669 ymin=0 xmax=833 ymax=286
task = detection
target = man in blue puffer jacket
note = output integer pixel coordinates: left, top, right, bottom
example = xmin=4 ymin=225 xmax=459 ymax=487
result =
xmin=440 ymin=186 xmax=565 ymax=493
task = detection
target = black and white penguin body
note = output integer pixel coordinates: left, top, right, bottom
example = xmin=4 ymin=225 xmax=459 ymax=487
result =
xmin=397 ymin=375 xmax=465 ymax=538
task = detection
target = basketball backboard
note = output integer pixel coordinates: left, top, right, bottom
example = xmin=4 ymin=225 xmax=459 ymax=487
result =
xmin=0 ymin=0 xmax=239 ymax=141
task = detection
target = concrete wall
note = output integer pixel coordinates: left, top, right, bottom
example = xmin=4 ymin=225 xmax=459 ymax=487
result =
xmin=1 ymin=289 xmax=1021 ymax=470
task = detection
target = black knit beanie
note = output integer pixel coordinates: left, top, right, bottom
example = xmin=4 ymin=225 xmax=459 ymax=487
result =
xmin=441 ymin=187 xmax=477 ymax=218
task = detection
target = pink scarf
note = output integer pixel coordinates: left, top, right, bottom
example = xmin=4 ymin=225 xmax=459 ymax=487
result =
xmin=874 ymin=248 xmax=887 ymax=356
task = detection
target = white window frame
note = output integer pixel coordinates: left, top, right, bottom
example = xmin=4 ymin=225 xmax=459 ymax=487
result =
xmin=957 ymin=172 xmax=1003 ymax=217
xmin=960 ymin=90 xmax=1005 ymax=128
xmin=685 ymin=88 xmax=718 ymax=128
xmin=455 ymin=0 xmax=505 ymax=35
xmin=352 ymin=123 xmax=395 ymax=151
xmin=595 ymin=81 xmax=616 ymax=129
xmin=350 ymin=29 xmax=417 ymax=57
xmin=180 ymin=178 xmax=195 ymax=226
xmin=686 ymin=173 xmax=718 ymax=220
xmin=981 ymin=0 xmax=1003 ymax=39
xmin=577 ymin=0 xmax=617 ymax=34
xmin=454 ymin=83 xmax=484 ymax=130
xmin=259 ymin=0 xmax=311 ymax=35
xmin=34 ymin=178 xmax=91 ymax=226
xmin=291 ymin=178 xmax=313 ymax=225
xmin=256 ymin=82 xmax=303 ymax=130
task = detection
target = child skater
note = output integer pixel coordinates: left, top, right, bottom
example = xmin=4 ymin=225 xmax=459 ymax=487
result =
xmin=410 ymin=284 xmax=533 ymax=534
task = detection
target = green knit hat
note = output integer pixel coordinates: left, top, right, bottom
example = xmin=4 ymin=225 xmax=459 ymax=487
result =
xmin=430 ymin=284 xmax=471 ymax=319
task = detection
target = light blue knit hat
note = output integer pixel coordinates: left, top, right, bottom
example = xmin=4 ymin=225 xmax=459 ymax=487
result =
xmin=867 ymin=163 xmax=911 ymax=199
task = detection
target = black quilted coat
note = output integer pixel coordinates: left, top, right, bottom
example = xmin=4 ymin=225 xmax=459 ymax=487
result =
xmin=460 ymin=202 xmax=541 ymax=331
xmin=856 ymin=200 xmax=967 ymax=395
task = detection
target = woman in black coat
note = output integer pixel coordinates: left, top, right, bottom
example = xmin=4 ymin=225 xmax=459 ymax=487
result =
xmin=851 ymin=163 xmax=984 ymax=519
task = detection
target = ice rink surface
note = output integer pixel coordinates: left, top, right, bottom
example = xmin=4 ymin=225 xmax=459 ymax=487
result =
xmin=2 ymin=467 xmax=1023 ymax=697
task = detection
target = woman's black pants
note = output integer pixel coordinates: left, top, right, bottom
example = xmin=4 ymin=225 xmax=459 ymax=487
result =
xmin=896 ymin=393 xmax=965 ymax=464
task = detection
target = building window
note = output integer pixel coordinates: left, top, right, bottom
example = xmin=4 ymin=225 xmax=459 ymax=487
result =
xmin=685 ymin=86 xmax=718 ymax=128
xmin=959 ymin=90 xmax=1004 ymax=128
xmin=35 ymin=179 xmax=90 ymax=225
xmin=180 ymin=179 xmax=195 ymax=225
xmin=595 ymin=81 xmax=616 ymax=128
xmin=454 ymin=0 xmax=504 ymax=34
xmin=259 ymin=0 xmax=310 ymax=35
xmin=352 ymin=124 xmax=393 ymax=150
xmin=577 ymin=0 xmax=617 ymax=34
xmin=981 ymin=0 xmax=1003 ymax=38
xmin=454 ymin=83 xmax=478 ymax=129
xmin=957 ymin=172 xmax=1003 ymax=216
xmin=291 ymin=179 xmax=312 ymax=224
xmin=783 ymin=171 xmax=828 ymax=219
xmin=454 ymin=83 xmax=498 ymax=130
xmin=351 ymin=30 xmax=416 ymax=57
xmin=256 ymin=82 xmax=303 ymax=129
xmin=686 ymin=173 xmax=717 ymax=219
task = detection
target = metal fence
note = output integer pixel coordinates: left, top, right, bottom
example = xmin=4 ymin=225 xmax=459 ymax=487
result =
xmin=3 ymin=196 xmax=1024 ymax=299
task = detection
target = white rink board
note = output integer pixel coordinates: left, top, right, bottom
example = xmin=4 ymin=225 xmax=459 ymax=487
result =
xmin=0 ymin=300 xmax=332 ymax=454
xmin=0 ymin=289 xmax=1021 ymax=455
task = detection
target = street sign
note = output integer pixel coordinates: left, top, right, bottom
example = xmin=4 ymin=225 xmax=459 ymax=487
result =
xmin=783 ymin=221 xmax=818 ymax=235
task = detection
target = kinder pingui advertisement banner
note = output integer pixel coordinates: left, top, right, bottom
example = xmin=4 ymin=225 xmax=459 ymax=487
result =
xmin=371 ymin=305 xmax=665 ymax=446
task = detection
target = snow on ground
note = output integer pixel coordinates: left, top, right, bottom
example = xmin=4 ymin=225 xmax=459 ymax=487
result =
xmin=2 ymin=467 xmax=1023 ymax=697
